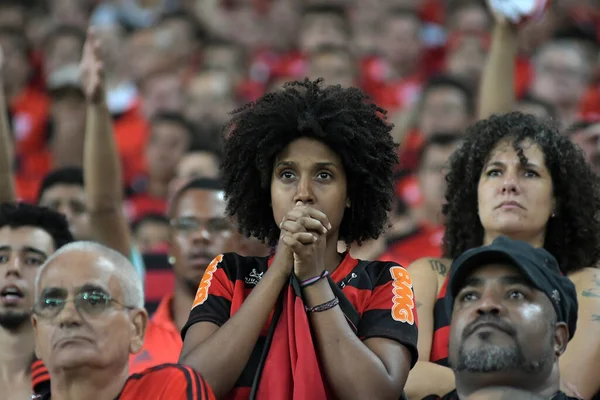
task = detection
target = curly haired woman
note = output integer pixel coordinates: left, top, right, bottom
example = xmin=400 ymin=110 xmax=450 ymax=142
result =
xmin=405 ymin=112 xmax=600 ymax=400
xmin=180 ymin=79 xmax=419 ymax=400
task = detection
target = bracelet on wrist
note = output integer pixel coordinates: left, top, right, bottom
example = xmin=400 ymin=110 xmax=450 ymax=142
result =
xmin=300 ymin=270 xmax=329 ymax=288
xmin=305 ymin=296 xmax=339 ymax=313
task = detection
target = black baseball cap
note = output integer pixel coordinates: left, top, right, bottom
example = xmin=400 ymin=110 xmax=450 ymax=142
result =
xmin=446 ymin=236 xmax=578 ymax=340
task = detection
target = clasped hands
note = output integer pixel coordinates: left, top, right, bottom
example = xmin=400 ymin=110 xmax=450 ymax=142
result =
xmin=279 ymin=201 xmax=332 ymax=282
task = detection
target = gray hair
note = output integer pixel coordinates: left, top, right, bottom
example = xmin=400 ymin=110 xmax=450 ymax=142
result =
xmin=34 ymin=241 xmax=145 ymax=309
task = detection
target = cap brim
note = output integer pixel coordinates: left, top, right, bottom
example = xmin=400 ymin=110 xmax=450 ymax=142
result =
xmin=448 ymin=249 xmax=541 ymax=299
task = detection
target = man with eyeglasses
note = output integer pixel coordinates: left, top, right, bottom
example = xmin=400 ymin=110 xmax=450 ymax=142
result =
xmin=31 ymin=241 xmax=215 ymax=400
xmin=130 ymin=177 xmax=248 ymax=373
xmin=0 ymin=202 xmax=73 ymax=400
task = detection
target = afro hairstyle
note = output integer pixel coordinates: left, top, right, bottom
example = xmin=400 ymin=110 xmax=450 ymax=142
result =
xmin=442 ymin=111 xmax=600 ymax=273
xmin=222 ymin=78 xmax=398 ymax=246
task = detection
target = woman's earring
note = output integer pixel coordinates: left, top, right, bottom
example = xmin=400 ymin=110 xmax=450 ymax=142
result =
xmin=168 ymin=256 xmax=176 ymax=265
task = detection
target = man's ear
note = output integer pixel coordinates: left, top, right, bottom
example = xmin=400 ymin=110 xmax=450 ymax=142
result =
xmin=129 ymin=308 xmax=149 ymax=355
xmin=553 ymin=321 xmax=569 ymax=357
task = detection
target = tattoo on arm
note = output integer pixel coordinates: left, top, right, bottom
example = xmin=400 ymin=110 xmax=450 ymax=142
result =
xmin=428 ymin=260 xmax=448 ymax=276
xmin=582 ymin=289 xmax=600 ymax=298
xmin=592 ymin=314 xmax=600 ymax=322
xmin=416 ymin=301 xmax=423 ymax=309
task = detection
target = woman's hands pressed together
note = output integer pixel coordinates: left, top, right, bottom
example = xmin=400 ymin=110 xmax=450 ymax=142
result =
xmin=279 ymin=200 xmax=332 ymax=281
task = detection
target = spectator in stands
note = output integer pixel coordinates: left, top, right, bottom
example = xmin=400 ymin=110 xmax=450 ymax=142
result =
xmin=31 ymin=241 xmax=215 ymax=400
xmin=183 ymin=70 xmax=237 ymax=133
xmin=374 ymin=8 xmax=424 ymax=111
xmin=130 ymin=178 xmax=240 ymax=373
xmin=139 ymin=69 xmax=184 ymax=120
xmin=169 ymin=136 xmax=223 ymax=196
xmin=46 ymin=64 xmax=87 ymax=168
xmin=386 ymin=133 xmax=462 ymax=265
xmin=566 ymin=120 xmax=600 ymax=175
xmin=129 ymin=112 xmax=195 ymax=212
xmin=446 ymin=0 xmax=492 ymax=34
xmin=0 ymin=0 xmax=27 ymax=30
xmin=396 ymin=75 xmax=474 ymax=171
xmin=132 ymin=213 xmax=170 ymax=254
xmin=514 ymin=95 xmax=557 ymax=122
xmin=426 ymin=236 xmax=579 ymax=400
xmin=0 ymin=203 xmax=73 ymax=400
xmin=307 ymin=44 xmax=357 ymax=88
xmin=202 ymin=37 xmax=247 ymax=91
xmin=405 ymin=112 xmax=600 ymax=400
xmin=154 ymin=11 xmax=203 ymax=70
xmin=42 ymin=25 xmax=86 ymax=81
xmin=530 ymin=38 xmax=592 ymax=130
xmin=0 ymin=28 xmax=49 ymax=159
xmin=180 ymin=79 xmax=418 ymax=399
xmin=445 ymin=34 xmax=488 ymax=90
xmin=298 ymin=4 xmax=352 ymax=54
xmin=418 ymin=75 xmax=475 ymax=140
xmin=37 ymin=168 xmax=89 ymax=241
xmin=48 ymin=0 xmax=92 ymax=30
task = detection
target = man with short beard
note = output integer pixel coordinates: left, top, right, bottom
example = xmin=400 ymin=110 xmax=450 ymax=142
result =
xmin=422 ymin=236 xmax=579 ymax=400
xmin=0 ymin=202 xmax=73 ymax=400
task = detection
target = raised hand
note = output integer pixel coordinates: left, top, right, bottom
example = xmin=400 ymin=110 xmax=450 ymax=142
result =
xmin=279 ymin=201 xmax=331 ymax=281
xmin=486 ymin=0 xmax=550 ymax=27
xmin=80 ymin=28 xmax=105 ymax=103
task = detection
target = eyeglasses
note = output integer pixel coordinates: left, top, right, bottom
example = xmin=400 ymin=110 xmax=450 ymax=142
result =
xmin=32 ymin=290 xmax=134 ymax=319
xmin=170 ymin=217 xmax=232 ymax=236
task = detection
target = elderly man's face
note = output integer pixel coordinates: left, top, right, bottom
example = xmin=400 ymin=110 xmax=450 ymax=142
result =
xmin=32 ymin=250 xmax=146 ymax=372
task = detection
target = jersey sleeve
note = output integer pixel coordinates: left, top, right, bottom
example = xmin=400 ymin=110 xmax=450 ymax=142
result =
xmin=181 ymin=254 xmax=234 ymax=340
xmin=357 ymin=263 xmax=419 ymax=367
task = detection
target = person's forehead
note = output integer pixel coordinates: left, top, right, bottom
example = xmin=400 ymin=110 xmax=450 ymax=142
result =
xmin=486 ymin=139 xmax=544 ymax=162
xmin=41 ymin=184 xmax=85 ymax=200
xmin=39 ymin=251 xmax=120 ymax=295
xmin=0 ymin=226 xmax=55 ymax=254
xmin=174 ymin=189 xmax=227 ymax=218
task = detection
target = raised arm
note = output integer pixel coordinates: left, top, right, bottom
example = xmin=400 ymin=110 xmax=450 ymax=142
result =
xmin=478 ymin=2 xmax=519 ymax=120
xmin=0 ymin=46 xmax=16 ymax=203
xmin=403 ymin=258 xmax=456 ymax=400
xmin=80 ymin=29 xmax=131 ymax=257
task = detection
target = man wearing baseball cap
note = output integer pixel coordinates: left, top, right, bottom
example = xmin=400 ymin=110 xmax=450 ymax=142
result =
xmin=424 ymin=236 xmax=580 ymax=400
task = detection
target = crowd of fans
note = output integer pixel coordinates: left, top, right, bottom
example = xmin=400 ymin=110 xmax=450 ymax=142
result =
xmin=0 ymin=0 xmax=600 ymax=399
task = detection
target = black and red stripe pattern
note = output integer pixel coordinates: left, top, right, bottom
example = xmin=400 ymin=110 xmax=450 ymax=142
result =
xmin=182 ymin=252 xmax=419 ymax=400
xmin=35 ymin=363 xmax=215 ymax=400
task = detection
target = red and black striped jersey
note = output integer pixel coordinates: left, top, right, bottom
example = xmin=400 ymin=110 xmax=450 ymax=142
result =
xmin=182 ymin=252 xmax=419 ymax=400
xmin=35 ymin=364 xmax=215 ymax=400
xmin=431 ymin=275 xmax=451 ymax=366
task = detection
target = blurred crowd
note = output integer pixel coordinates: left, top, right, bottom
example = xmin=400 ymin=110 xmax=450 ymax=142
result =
xmin=1 ymin=0 xmax=600 ymax=399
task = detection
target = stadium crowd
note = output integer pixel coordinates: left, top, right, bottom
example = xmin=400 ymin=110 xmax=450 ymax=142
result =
xmin=0 ymin=0 xmax=599 ymax=399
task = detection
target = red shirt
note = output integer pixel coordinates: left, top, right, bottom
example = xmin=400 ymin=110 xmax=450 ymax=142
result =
xmin=129 ymin=295 xmax=182 ymax=374
xmin=379 ymin=224 xmax=444 ymax=266
xmin=38 ymin=364 xmax=215 ymax=400
xmin=10 ymin=85 xmax=50 ymax=157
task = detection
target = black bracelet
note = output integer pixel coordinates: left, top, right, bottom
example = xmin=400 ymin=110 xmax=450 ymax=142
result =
xmin=305 ymin=297 xmax=339 ymax=313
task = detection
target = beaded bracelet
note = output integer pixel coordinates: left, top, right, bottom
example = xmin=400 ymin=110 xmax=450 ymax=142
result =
xmin=305 ymin=297 xmax=339 ymax=313
xmin=300 ymin=270 xmax=329 ymax=288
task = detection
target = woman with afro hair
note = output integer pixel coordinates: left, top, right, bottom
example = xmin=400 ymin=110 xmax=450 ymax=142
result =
xmin=180 ymin=79 xmax=418 ymax=400
xmin=404 ymin=111 xmax=600 ymax=400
